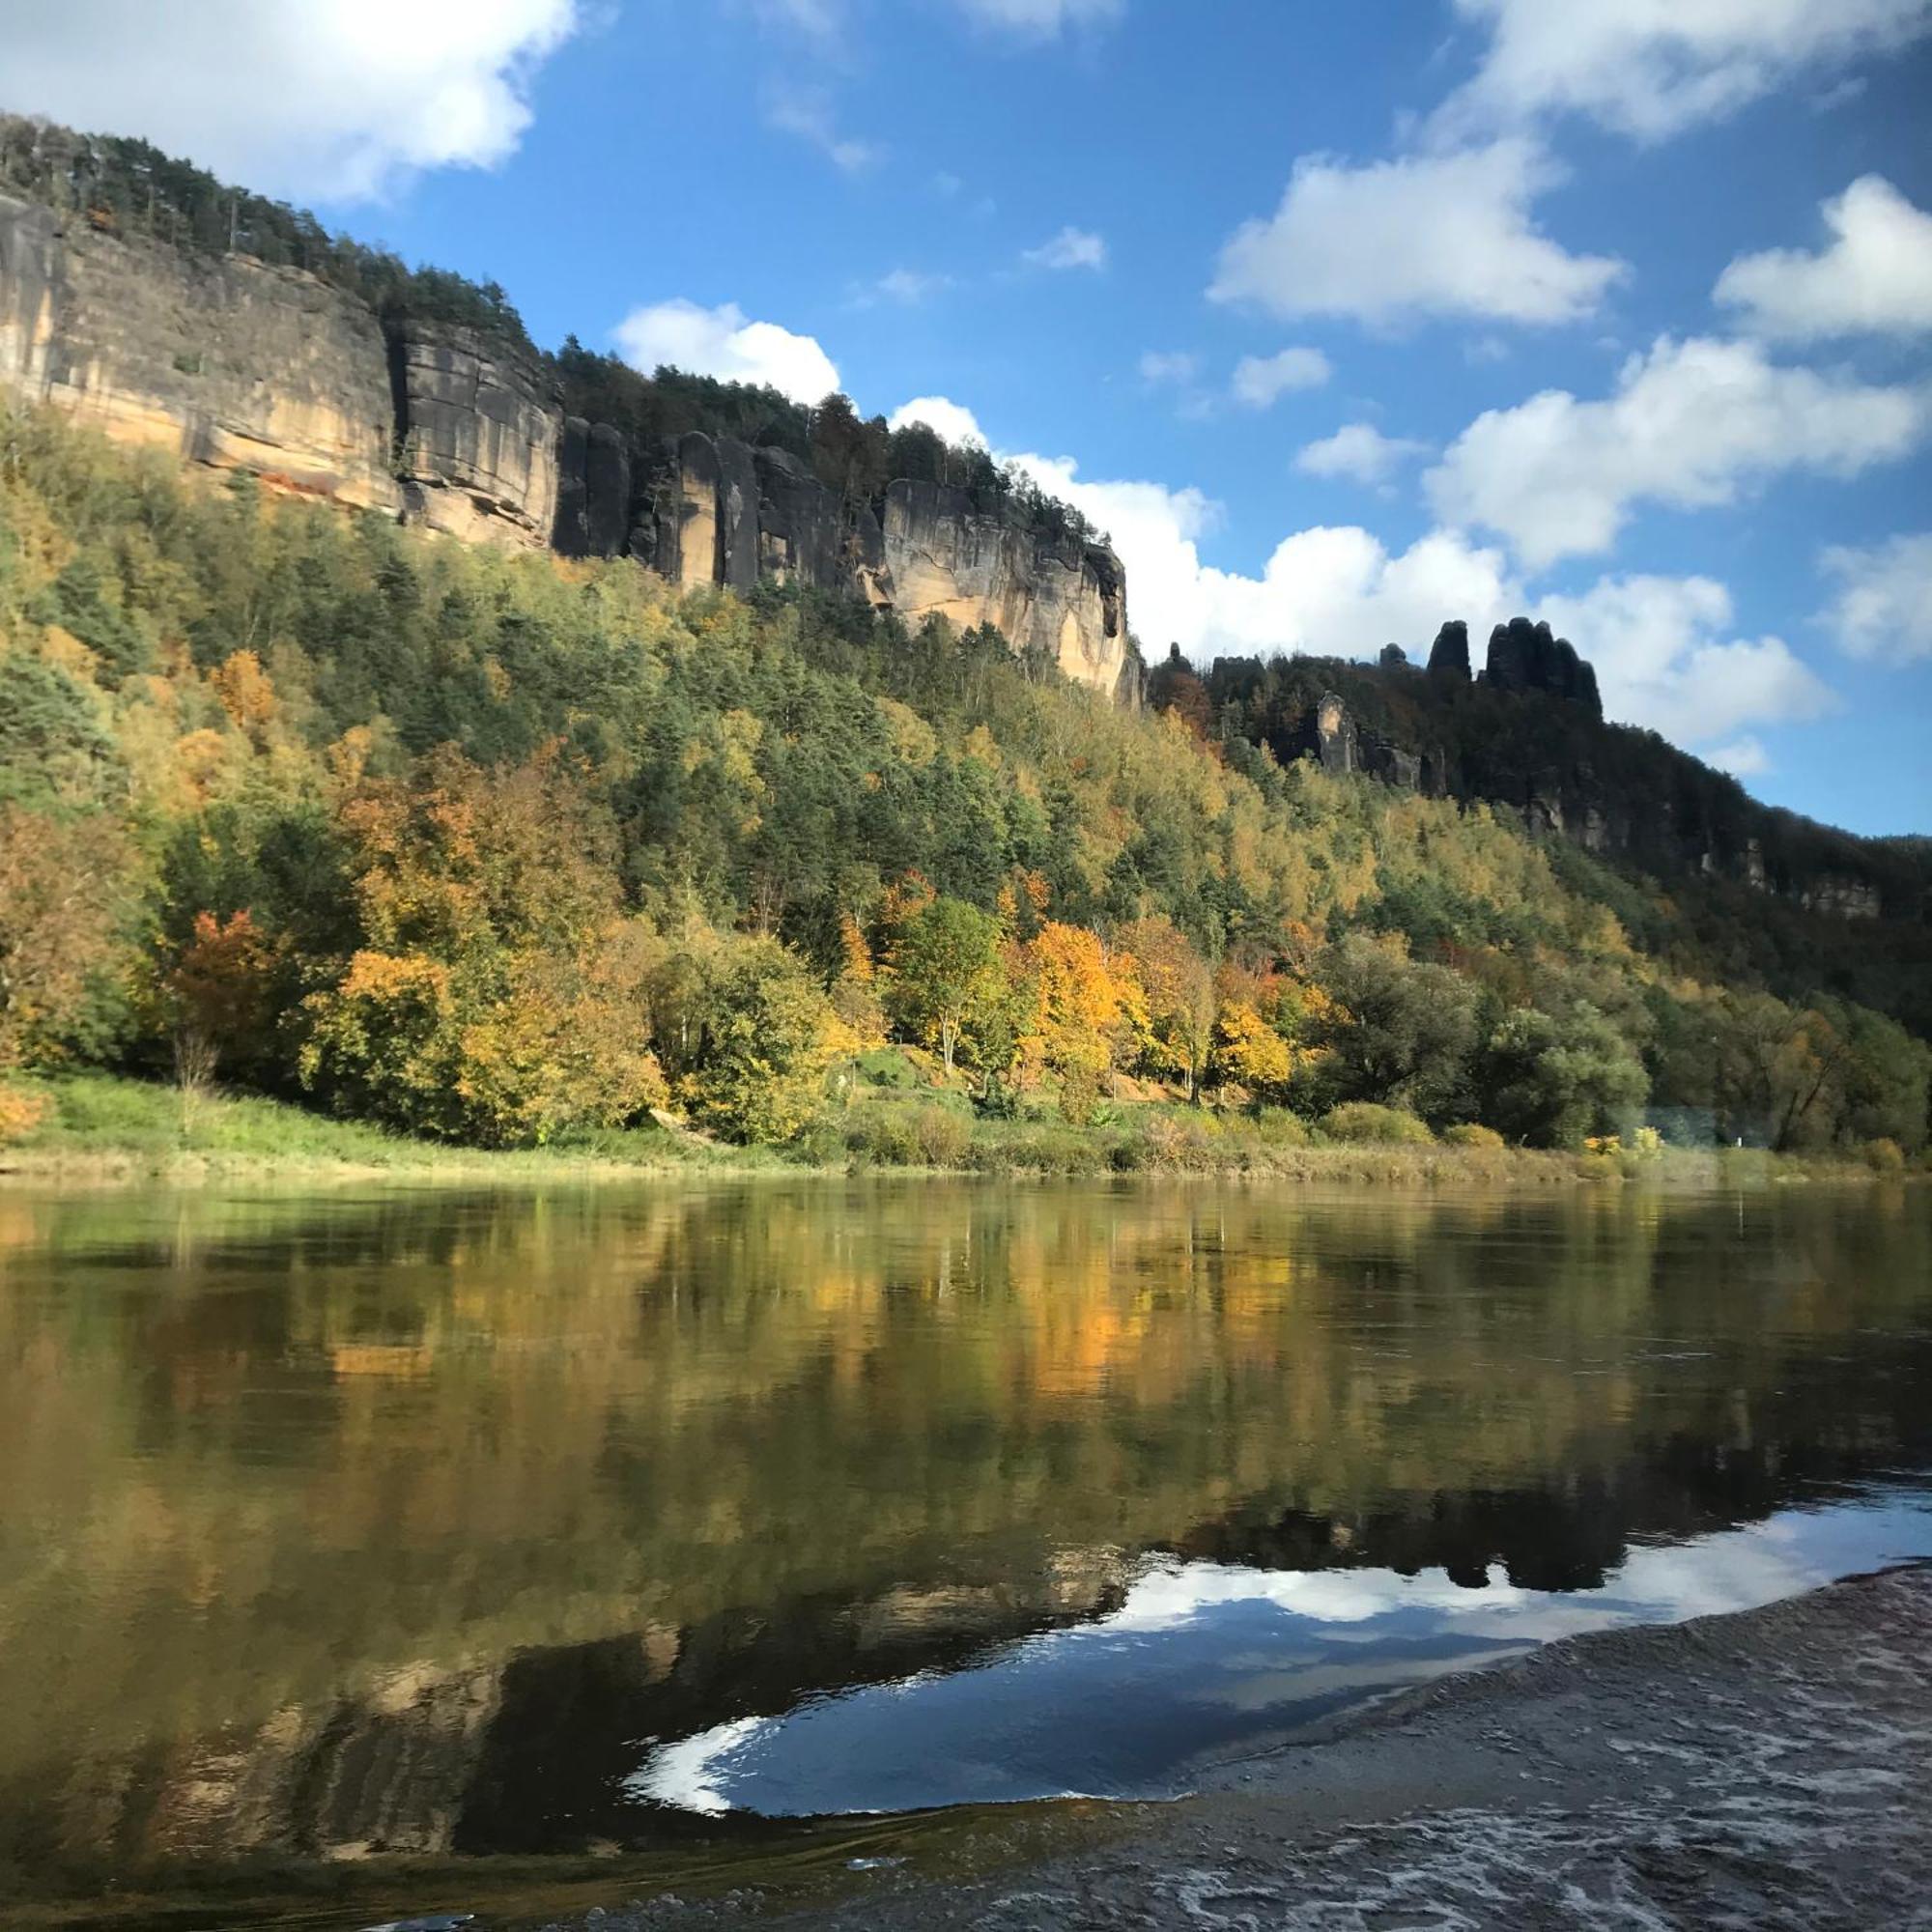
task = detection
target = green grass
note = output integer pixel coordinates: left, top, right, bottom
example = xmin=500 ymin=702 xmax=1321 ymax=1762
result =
xmin=2 ymin=1067 xmax=1913 ymax=1191
xmin=2 ymin=1072 xmax=777 ymax=1180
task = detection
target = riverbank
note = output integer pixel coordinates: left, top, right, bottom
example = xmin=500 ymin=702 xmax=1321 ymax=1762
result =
xmin=0 ymin=1070 xmax=1912 ymax=1190
xmin=550 ymin=1563 xmax=1932 ymax=1932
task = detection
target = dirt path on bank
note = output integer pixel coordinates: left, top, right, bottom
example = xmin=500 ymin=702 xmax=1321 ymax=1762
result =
xmin=564 ymin=1564 xmax=1932 ymax=1932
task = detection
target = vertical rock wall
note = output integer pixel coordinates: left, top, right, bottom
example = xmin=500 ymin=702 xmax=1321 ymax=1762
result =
xmin=0 ymin=198 xmax=1134 ymax=696
xmin=0 ymin=192 xmax=397 ymax=511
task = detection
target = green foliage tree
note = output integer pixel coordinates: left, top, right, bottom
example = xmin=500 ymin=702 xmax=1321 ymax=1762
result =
xmin=884 ymin=895 xmax=1004 ymax=1073
xmin=1310 ymin=936 xmax=1479 ymax=1122
xmin=1477 ymin=1005 xmax=1648 ymax=1149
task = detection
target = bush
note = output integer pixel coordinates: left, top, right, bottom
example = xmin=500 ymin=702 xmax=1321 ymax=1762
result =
xmin=1864 ymin=1136 xmax=1906 ymax=1175
xmin=1254 ymin=1107 xmax=1313 ymax=1147
xmin=0 ymin=1083 xmax=50 ymax=1146
xmin=1320 ymin=1101 xmax=1435 ymax=1146
xmin=1442 ymin=1122 xmax=1504 ymax=1149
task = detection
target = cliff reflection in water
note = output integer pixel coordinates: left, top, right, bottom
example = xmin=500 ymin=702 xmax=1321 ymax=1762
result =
xmin=0 ymin=1179 xmax=1928 ymax=1879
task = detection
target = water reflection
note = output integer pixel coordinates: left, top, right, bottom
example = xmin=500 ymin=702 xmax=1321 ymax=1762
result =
xmin=636 ymin=1493 xmax=1932 ymax=1817
xmin=0 ymin=1179 xmax=1927 ymax=1891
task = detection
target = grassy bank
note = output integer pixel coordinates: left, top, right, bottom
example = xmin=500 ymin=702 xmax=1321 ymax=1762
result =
xmin=1 ymin=1069 xmax=1913 ymax=1191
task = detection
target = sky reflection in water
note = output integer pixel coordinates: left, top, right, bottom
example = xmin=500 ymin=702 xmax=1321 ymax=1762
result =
xmin=636 ymin=1492 xmax=1932 ymax=1817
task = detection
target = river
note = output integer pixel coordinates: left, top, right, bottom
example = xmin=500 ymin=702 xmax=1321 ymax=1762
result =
xmin=1 ymin=1178 xmax=1927 ymax=1925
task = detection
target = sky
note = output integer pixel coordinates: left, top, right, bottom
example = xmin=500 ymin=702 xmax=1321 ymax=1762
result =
xmin=7 ymin=0 xmax=1931 ymax=835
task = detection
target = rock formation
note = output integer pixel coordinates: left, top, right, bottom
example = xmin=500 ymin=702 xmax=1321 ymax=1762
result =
xmin=1427 ymin=620 xmax=1471 ymax=683
xmin=389 ymin=321 xmax=560 ymax=546
xmin=1483 ymin=615 xmax=1602 ymax=720
xmin=0 ymin=190 xmax=1136 ymax=697
xmin=0 ymin=191 xmax=397 ymax=512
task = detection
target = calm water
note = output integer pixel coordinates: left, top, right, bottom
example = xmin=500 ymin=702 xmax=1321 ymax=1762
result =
xmin=1 ymin=1179 xmax=1929 ymax=1914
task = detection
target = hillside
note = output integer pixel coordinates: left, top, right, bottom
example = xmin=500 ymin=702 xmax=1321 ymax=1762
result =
xmin=0 ymin=403 xmax=1926 ymax=1163
xmin=1150 ymin=624 xmax=1932 ymax=1040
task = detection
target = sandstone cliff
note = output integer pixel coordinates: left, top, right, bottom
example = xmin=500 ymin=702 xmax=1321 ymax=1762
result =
xmin=0 ymin=191 xmax=397 ymax=511
xmin=0 ymin=187 xmax=1134 ymax=697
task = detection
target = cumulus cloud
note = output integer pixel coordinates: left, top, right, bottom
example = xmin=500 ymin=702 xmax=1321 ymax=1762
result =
xmin=1433 ymin=0 xmax=1932 ymax=144
xmin=1209 ymin=141 xmax=1624 ymax=327
xmin=888 ymin=396 xmax=990 ymax=446
xmin=1816 ymin=532 xmax=1932 ymax=664
xmin=1426 ymin=335 xmax=1931 ymax=568
xmin=1295 ymin=424 xmax=1431 ymax=486
xmin=891 ymin=393 xmax=1841 ymax=757
xmin=1537 ymin=575 xmax=1837 ymax=747
xmin=1716 ymin=177 xmax=1932 ymax=341
xmin=1023 ymin=226 xmax=1109 ymax=271
xmin=614 ymin=300 xmax=839 ymax=404
xmin=1232 ymin=349 xmax=1334 ymax=409
xmin=0 ymin=0 xmax=578 ymax=202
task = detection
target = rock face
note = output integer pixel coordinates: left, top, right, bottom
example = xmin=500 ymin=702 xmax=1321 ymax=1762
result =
xmin=389 ymin=321 xmax=560 ymax=547
xmin=881 ymin=479 xmax=1130 ymax=693
xmin=1427 ymin=620 xmax=1471 ymax=683
xmin=0 ymin=192 xmax=397 ymax=511
xmin=1484 ymin=616 xmax=1603 ymax=720
xmin=0 ymin=195 xmax=1134 ymax=696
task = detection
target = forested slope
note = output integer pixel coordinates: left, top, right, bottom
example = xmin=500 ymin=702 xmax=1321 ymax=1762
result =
xmin=1 ymin=407 xmax=1925 ymax=1158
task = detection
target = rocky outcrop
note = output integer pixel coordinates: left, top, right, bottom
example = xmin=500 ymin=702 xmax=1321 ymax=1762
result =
xmin=623 ymin=435 xmax=1134 ymax=697
xmin=389 ymin=321 xmax=560 ymax=547
xmin=881 ymin=478 xmax=1129 ymax=693
xmin=0 ymin=192 xmax=1134 ymax=696
xmin=1483 ymin=616 xmax=1603 ymax=719
xmin=0 ymin=192 xmax=397 ymax=510
xmin=1428 ymin=620 xmax=1471 ymax=683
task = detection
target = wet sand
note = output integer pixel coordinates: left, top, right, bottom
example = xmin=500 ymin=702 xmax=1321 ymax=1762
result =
xmin=568 ymin=1563 xmax=1932 ymax=1931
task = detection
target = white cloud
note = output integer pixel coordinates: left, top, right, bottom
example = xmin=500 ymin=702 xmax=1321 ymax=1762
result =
xmin=1139 ymin=352 xmax=1201 ymax=385
xmin=1716 ymin=177 xmax=1932 ymax=342
xmin=1023 ymin=226 xmax=1109 ymax=271
xmin=1706 ymin=737 xmax=1770 ymax=777
xmin=950 ymin=0 xmax=1122 ymax=34
xmin=613 ymin=300 xmax=839 ymax=405
xmin=1426 ymin=335 xmax=1931 ymax=568
xmin=1209 ymin=140 xmax=1624 ymax=327
xmin=0 ymin=0 xmax=578 ymax=201
xmin=764 ymin=83 xmax=881 ymax=173
xmin=1232 ymin=348 xmax=1334 ymax=409
xmin=1295 ymin=423 xmax=1431 ymax=486
xmin=1537 ymin=574 xmax=1837 ymax=747
xmin=1817 ymin=532 xmax=1932 ymax=664
xmin=1433 ymin=0 xmax=1932 ymax=143
xmin=895 ymin=393 xmax=1840 ymax=754
xmin=888 ymin=396 xmax=990 ymax=447
xmin=863 ymin=269 xmax=952 ymax=307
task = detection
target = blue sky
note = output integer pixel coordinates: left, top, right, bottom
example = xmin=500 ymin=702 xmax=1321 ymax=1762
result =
xmin=10 ymin=0 xmax=1932 ymax=834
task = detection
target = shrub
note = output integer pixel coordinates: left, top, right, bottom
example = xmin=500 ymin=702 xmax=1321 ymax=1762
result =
xmin=1320 ymin=1101 xmax=1434 ymax=1145
xmin=911 ymin=1105 xmax=971 ymax=1166
xmin=1442 ymin=1122 xmax=1504 ymax=1150
xmin=1864 ymin=1137 xmax=1906 ymax=1175
xmin=1254 ymin=1107 xmax=1313 ymax=1147
xmin=0 ymin=1083 xmax=50 ymax=1146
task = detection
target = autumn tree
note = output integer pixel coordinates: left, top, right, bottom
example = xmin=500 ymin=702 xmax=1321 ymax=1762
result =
xmin=1118 ymin=914 xmax=1214 ymax=1097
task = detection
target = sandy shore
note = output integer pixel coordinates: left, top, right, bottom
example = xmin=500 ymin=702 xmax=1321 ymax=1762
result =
xmin=560 ymin=1563 xmax=1932 ymax=1932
